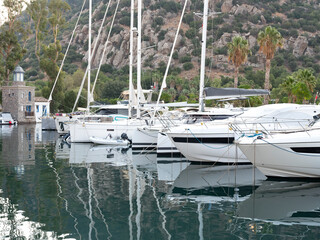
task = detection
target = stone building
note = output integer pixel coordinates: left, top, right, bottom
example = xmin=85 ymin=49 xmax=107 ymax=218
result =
xmin=2 ymin=66 xmax=36 ymax=123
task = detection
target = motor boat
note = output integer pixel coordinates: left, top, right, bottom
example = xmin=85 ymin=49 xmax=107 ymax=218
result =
xmin=89 ymin=133 xmax=131 ymax=146
xmin=237 ymin=120 xmax=320 ymax=178
xmin=167 ymin=104 xmax=320 ymax=164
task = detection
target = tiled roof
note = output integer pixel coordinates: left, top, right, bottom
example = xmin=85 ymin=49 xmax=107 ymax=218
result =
xmin=35 ymin=97 xmax=49 ymax=102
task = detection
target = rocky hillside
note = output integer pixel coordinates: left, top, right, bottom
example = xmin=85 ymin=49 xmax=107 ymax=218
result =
xmin=42 ymin=0 xmax=319 ymax=82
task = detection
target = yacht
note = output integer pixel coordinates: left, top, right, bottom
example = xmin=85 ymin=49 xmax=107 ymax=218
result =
xmin=55 ymin=102 xmax=131 ymax=135
xmin=237 ymin=120 xmax=320 ymax=178
xmin=155 ymin=106 xmax=244 ymax=160
xmin=167 ymin=104 xmax=320 ymax=164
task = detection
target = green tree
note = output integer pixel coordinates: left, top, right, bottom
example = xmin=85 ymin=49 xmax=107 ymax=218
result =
xmin=0 ymin=0 xmax=27 ymax=85
xmin=27 ymin=0 xmax=48 ymax=63
xmin=257 ymin=26 xmax=283 ymax=104
xmin=227 ymin=36 xmax=251 ymax=88
xmin=293 ymin=68 xmax=316 ymax=94
xmin=279 ymin=76 xmax=295 ymax=103
xmin=40 ymin=0 xmax=70 ymax=112
xmin=279 ymin=69 xmax=316 ymax=103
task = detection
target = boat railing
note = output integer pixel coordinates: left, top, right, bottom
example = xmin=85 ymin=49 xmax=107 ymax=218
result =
xmin=229 ymin=118 xmax=314 ymax=137
xmin=156 ymin=114 xmax=179 ymax=129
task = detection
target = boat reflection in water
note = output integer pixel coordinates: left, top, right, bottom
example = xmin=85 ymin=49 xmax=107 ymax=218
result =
xmin=173 ymin=164 xmax=266 ymax=190
xmin=237 ymin=181 xmax=320 ymax=226
xmin=132 ymin=149 xmax=157 ymax=172
xmin=69 ymin=143 xmax=132 ymax=166
xmin=157 ymin=159 xmax=190 ymax=182
xmin=2 ymin=125 xmax=320 ymax=239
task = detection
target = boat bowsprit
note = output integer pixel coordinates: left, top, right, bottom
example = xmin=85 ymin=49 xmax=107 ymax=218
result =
xmin=89 ymin=133 xmax=132 ymax=146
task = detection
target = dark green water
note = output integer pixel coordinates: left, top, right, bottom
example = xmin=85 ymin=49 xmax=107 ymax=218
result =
xmin=1 ymin=125 xmax=320 ymax=239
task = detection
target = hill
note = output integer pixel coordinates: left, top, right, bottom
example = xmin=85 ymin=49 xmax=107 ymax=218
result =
xmin=14 ymin=0 xmax=320 ymax=110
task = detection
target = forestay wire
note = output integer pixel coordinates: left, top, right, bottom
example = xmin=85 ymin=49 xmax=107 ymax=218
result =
xmin=90 ymin=0 xmax=121 ymax=103
xmin=48 ymin=0 xmax=87 ymax=102
xmin=72 ymin=0 xmax=113 ymax=113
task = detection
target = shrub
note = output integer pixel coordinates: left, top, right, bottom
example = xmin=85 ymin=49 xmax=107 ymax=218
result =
xmin=179 ymin=55 xmax=191 ymax=63
xmin=185 ymin=29 xmax=197 ymax=39
xmin=183 ymin=62 xmax=194 ymax=70
xmin=158 ymin=30 xmax=167 ymax=41
xmin=119 ymin=16 xmax=130 ymax=26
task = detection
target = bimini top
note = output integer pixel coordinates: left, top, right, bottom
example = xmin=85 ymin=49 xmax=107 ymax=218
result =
xmin=204 ymin=87 xmax=269 ymax=100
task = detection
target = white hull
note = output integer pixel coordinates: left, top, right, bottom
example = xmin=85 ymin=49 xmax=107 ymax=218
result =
xmin=238 ymin=129 xmax=320 ymax=178
xmin=68 ymin=118 xmax=147 ymax=143
xmin=157 ymin=132 xmax=183 ymax=159
xmin=132 ymin=126 xmax=159 ymax=150
xmin=167 ymin=104 xmax=320 ymax=164
xmin=167 ymin=124 xmax=248 ymax=163
xmin=89 ymin=136 xmax=129 ymax=146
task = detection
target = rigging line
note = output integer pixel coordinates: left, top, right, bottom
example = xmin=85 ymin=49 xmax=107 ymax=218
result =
xmin=154 ymin=0 xmax=189 ymax=120
xmin=72 ymin=0 xmax=113 ymax=112
xmin=91 ymin=0 xmax=121 ymax=100
xmin=49 ymin=0 xmax=87 ymax=102
xmin=45 ymin=147 xmax=81 ymax=239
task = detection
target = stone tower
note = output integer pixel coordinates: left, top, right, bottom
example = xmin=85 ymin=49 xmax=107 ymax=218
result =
xmin=2 ymin=66 xmax=36 ymax=123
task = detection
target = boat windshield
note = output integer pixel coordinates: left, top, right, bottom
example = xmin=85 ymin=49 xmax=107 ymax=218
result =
xmin=95 ymin=108 xmax=130 ymax=116
xmin=182 ymin=114 xmax=232 ymax=124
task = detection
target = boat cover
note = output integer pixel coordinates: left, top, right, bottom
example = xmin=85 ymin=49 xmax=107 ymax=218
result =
xmin=204 ymin=87 xmax=270 ymax=100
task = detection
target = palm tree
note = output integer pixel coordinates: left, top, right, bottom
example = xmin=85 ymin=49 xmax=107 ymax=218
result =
xmin=280 ymin=76 xmax=295 ymax=103
xmin=293 ymin=68 xmax=316 ymax=93
xmin=227 ymin=36 xmax=251 ymax=88
xmin=257 ymin=26 xmax=283 ymax=104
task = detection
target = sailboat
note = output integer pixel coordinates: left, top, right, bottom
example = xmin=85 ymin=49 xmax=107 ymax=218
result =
xmin=68 ymin=0 xmax=166 ymax=143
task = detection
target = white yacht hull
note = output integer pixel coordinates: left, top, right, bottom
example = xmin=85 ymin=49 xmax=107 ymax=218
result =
xmin=167 ymin=125 xmax=249 ymax=164
xmin=156 ymin=131 xmax=184 ymax=159
xmin=238 ymin=129 xmax=320 ymax=178
xmin=68 ymin=119 xmax=146 ymax=143
xmin=131 ymin=126 xmax=159 ymax=150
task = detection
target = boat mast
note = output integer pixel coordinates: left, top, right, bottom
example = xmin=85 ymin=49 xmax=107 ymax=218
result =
xmin=137 ymin=0 xmax=142 ymax=118
xmin=199 ymin=0 xmax=209 ymax=112
xmin=87 ymin=0 xmax=92 ymax=113
xmin=129 ymin=0 xmax=135 ymax=118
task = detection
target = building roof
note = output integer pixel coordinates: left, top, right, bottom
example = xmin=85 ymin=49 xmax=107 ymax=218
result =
xmin=13 ymin=65 xmax=25 ymax=73
xmin=35 ymin=97 xmax=49 ymax=102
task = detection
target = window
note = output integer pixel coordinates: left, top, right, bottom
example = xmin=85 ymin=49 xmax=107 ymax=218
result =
xmin=36 ymin=105 xmax=39 ymax=112
xmin=28 ymin=92 xmax=31 ymax=101
xmin=42 ymin=106 xmax=47 ymax=116
xmin=26 ymin=105 xmax=31 ymax=112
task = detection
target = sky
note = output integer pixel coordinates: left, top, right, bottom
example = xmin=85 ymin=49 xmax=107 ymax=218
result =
xmin=0 ymin=0 xmax=7 ymax=26
xmin=0 ymin=0 xmax=30 ymax=26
